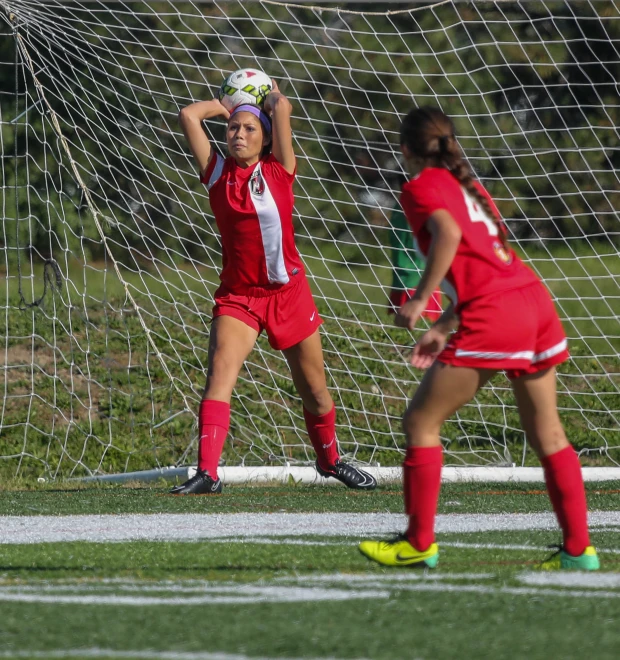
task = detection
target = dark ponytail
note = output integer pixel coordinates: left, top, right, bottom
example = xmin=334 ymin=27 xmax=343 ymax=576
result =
xmin=400 ymin=106 xmax=507 ymax=247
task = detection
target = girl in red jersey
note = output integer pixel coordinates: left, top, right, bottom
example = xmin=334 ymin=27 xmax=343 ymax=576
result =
xmin=171 ymin=81 xmax=376 ymax=494
xmin=359 ymin=107 xmax=599 ymax=570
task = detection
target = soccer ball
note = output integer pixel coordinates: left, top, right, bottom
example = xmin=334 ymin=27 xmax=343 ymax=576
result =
xmin=218 ymin=68 xmax=272 ymax=112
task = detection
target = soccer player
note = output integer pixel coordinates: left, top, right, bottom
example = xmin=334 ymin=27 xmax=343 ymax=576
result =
xmin=359 ymin=106 xmax=599 ymax=570
xmin=171 ymin=81 xmax=376 ymax=494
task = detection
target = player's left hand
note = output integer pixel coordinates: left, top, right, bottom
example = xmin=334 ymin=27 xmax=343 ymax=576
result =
xmin=394 ymin=298 xmax=427 ymax=330
xmin=263 ymin=79 xmax=280 ymax=114
xmin=410 ymin=327 xmax=448 ymax=369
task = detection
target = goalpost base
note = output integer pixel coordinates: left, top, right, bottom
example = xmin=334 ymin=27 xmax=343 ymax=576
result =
xmin=79 ymin=465 xmax=620 ymax=486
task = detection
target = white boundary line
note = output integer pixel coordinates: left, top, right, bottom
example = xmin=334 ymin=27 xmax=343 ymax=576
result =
xmin=0 ymin=586 xmax=390 ymax=606
xmin=2 ymin=511 xmax=620 ymax=544
xmin=1 ymin=574 xmax=620 ymax=612
xmin=0 ymin=651 xmax=363 ymax=660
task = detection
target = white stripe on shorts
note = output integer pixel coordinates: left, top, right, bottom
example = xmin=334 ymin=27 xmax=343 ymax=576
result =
xmin=532 ymin=338 xmax=568 ymax=363
xmin=455 ymin=338 xmax=567 ymax=363
xmin=455 ymin=349 xmax=534 ymax=360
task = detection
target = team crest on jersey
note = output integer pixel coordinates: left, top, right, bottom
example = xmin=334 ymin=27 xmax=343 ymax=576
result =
xmin=493 ymin=241 xmax=512 ymax=264
xmin=249 ymin=169 xmax=265 ymax=196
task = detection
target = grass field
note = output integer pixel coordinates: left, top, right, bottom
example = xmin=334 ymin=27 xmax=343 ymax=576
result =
xmin=1 ymin=481 xmax=620 ymax=659
xmin=2 ymin=240 xmax=619 ymax=658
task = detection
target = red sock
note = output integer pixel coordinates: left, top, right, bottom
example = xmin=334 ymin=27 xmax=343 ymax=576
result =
xmin=303 ymin=405 xmax=339 ymax=471
xmin=197 ymin=399 xmax=230 ymax=480
xmin=542 ymin=445 xmax=590 ymax=556
xmin=404 ymin=446 xmax=443 ymax=552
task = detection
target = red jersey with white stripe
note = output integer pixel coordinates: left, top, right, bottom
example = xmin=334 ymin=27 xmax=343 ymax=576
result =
xmin=201 ymin=153 xmax=304 ymax=293
xmin=400 ymin=167 xmax=538 ymax=309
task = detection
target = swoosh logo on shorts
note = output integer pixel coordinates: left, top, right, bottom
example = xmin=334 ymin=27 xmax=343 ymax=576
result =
xmin=310 ymin=311 xmax=316 ymax=322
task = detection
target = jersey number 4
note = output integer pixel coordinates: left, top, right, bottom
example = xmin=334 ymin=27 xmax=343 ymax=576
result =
xmin=462 ymin=189 xmax=498 ymax=236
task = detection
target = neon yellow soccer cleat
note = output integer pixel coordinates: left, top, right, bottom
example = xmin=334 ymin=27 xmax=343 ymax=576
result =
xmin=538 ymin=545 xmax=600 ymax=571
xmin=359 ymin=534 xmax=439 ymax=568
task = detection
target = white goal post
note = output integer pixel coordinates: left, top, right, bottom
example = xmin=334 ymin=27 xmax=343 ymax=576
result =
xmin=0 ymin=0 xmax=618 ymax=481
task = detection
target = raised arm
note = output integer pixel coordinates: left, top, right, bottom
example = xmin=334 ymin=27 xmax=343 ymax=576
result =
xmin=263 ymin=81 xmax=295 ymax=174
xmin=178 ymin=99 xmax=230 ymax=178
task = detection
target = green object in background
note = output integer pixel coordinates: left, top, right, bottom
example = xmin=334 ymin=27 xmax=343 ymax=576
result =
xmin=389 ymin=204 xmax=424 ymax=291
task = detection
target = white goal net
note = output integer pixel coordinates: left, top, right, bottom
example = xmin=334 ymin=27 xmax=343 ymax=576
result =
xmin=0 ymin=0 xmax=618 ymax=479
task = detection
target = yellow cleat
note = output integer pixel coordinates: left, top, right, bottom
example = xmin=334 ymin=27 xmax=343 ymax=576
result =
xmin=538 ymin=545 xmax=600 ymax=571
xmin=359 ymin=534 xmax=439 ymax=568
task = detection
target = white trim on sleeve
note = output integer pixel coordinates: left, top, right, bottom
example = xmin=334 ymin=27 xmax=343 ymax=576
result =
xmin=206 ymin=153 xmax=225 ymax=190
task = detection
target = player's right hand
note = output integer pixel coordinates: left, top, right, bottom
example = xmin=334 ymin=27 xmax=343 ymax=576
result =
xmin=395 ymin=298 xmax=427 ymax=330
xmin=212 ymin=98 xmax=231 ymax=120
xmin=410 ymin=327 xmax=448 ymax=369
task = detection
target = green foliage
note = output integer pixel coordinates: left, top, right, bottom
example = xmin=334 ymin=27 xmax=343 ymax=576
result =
xmin=1 ymin=1 xmax=619 ymax=257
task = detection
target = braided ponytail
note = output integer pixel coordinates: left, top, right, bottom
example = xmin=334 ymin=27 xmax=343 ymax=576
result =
xmin=400 ymin=106 xmax=508 ymax=248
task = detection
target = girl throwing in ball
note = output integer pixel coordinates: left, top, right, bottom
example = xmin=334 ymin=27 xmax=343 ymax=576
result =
xmin=359 ymin=106 xmax=598 ymax=570
xmin=171 ymin=81 xmax=376 ymax=494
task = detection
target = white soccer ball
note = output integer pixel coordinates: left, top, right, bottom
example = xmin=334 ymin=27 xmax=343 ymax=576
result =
xmin=218 ymin=68 xmax=272 ymax=112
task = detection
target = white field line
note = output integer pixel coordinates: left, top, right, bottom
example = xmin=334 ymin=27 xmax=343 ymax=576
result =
xmin=1 ymin=578 xmax=619 ymax=609
xmin=180 ymin=537 xmax=620 ymax=557
xmin=2 ymin=511 xmax=620 ymax=544
xmin=441 ymin=541 xmax=620 ymax=555
xmin=0 ymin=585 xmax=389 ymax=606
xmin=0 ymin=573 xmax=493 ymax=591
xmin=0 ymin=650 xmax=367 ymax=660
xmin=208 ymin=537 xmax=344 ymax=547
xmin=518 ymin=572 xmax=620 ymax=588
xmin=382 ymin=583 xmax=620 ymax=599
xmin=274 ymin=572 xmax=495 ymax=582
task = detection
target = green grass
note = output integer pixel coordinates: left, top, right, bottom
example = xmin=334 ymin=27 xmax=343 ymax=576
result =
xmin=2 ymin=480 xmax=620 ymax=515
xmin=1 ymin=482 xmax=620 ymax=659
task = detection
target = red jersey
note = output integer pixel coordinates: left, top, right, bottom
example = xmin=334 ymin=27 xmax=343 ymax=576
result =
xmin=201 ymin=153 xmax=305 ymax=294
xmin=400 ymin=167 xmax=538 ymax=309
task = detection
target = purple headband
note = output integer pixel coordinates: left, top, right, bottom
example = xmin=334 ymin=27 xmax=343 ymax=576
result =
xmin=229 ymin=103 xmax=272 ymax=134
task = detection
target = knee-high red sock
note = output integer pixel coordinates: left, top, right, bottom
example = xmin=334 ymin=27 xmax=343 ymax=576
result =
xmin=197 ymin=399 xmax=230 ymax=480
xmin=404 ymin=445 xmax=443 ymax=552
xmin=303 ymin=405 xmax=339 ymax=471
xmin=542 ymin=445 xmax=590 ymax=556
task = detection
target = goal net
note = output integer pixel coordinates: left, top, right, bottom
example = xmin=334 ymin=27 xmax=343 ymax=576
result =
xmin=0 ymin=0 xmax=618 ymax=479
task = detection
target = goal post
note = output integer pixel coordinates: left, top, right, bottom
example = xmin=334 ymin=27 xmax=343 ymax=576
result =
xmin=0 ymin=0 xmax=618 ymax=481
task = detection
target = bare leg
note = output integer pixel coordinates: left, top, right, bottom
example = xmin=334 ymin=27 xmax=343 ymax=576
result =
xmin=283 ymin=330 xmax=374 ymax=488
xmin=512 ymin=367 xmax=590 ymax=556
xmin=403 ymin=361 xmax=495 ymax=447
xmin=203 ymin=315 xmax=259 ymax=402
xmin=283 ymin=328 xmax=336 ymax=468
xmin=403 ymin=362 xmax=494 ymax=550
xmin=197 ymin=316 xmax=258 ymax=480
xmin=282 ymin=328 xmax=332 ymax=415
xmin=511 ymin=367 xmax=569 ymax=459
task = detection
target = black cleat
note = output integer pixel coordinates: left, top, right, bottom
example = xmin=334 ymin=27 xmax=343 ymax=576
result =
xmin=316 ymin=460 xmax=377 ymax=490
xmin=169 ymin=468 xmax=222 ymax=495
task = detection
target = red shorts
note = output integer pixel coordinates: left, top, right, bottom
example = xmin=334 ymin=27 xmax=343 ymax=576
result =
xmin=438 ymin=282 xmax=569 ymax=379
xmin=388 ymin=288 xmax=443 ymax=320
xmin=212 ymin=276 xmax=322 ymax=351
